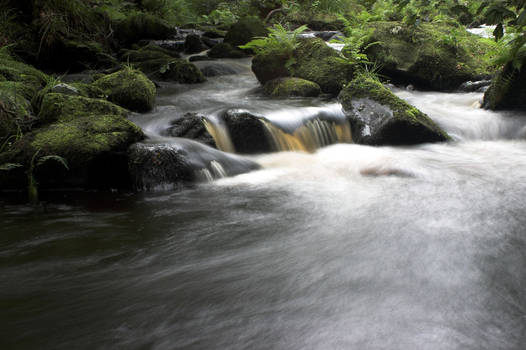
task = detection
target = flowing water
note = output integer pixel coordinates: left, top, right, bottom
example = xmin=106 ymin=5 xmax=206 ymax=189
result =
xmin=2 ymin=58 xmax=526 ymax=350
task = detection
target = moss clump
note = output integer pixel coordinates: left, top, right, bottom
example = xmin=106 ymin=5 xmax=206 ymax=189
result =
xmin=93 ymin=68 xmax=156 ymax=113
xmin=339 ymin=76 xmax=450 ymax=145
xmin=264 ymin=77 xmax=321 ymax=98
xmin=115 ymin=13 xmax=176 ymax=46
xmin=366 ymin=21 xmax=498 ymax=90
xmin=38 ymin=93 xmax=128 ymax=124
xmin=0 ymin=81 xmax=34 ymax=139
xmin=0 ymin=53 xmax=48 ymax=93
xmin=120 ymin=44 xmax=180 ymax=63
xmin=224 ymin=16 xmax=268 ymax=47
xmin=208 ymin=43 xmax=246 ymax=59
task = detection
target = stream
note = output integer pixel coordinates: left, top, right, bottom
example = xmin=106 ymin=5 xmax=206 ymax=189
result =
xmin=2 ymin=57 xmax=526 ymax=350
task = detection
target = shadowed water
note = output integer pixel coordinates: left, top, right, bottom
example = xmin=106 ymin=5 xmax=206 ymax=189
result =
xmin=2 ymin=59 xmax=526 ymax=350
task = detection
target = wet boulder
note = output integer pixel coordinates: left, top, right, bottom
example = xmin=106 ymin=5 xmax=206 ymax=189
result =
xmin=224 ymin=17 xmax=268 ymax=47
xmin=263 ymin=77 xmax=321 ymax=98
xmin=252 ymin=50 xmax=291 ymax=84
xmin=42 ymin=40 xmax=117 ymax=73
xmin=338 ymin=76 xmax=450 ymax=145
xmin=93 ymin=68 xmax=156 ymax=113
xmin=163 ymin=113 xmax=216 ymax=147
xmin=0 ymin=52 xmax=48 ymax=93
xmin=222 ymin=109 xmax=273 ymax=154
xmin=208 ymin=43 xmax=246 ymax=59
xmin=365 ymin=22 xmax=496 ymax=90
xmin=195 ymin=62 xmax=240 ymax=77
xmin=483 ymin=58 xmax=526 ymax=111
xmin=128 ymin=141 xmax=260 ymax=190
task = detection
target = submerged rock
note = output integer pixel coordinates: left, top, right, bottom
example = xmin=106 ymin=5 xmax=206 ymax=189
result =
xmin=339 ymin=76 xmax=450 ymax=145
xmin=93 ymin=68 xmax=156 ymax=113
xmin=365 ymin=22 xmax=496 ymax=90
xmin=263 ymin=77 xmax=321 ymax=98
xmin=195 ymin=62 xmax=240 ymax=77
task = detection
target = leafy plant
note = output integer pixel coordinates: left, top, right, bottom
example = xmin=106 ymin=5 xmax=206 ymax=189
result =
xmin=26 ymin=149 xmax=69 ymax=204
xmin=240 ymin=24 xmax=308 ymax=56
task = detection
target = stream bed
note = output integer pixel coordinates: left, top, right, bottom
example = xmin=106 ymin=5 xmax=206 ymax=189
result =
xmin=2 ymin=58 xmax=526 ymax=350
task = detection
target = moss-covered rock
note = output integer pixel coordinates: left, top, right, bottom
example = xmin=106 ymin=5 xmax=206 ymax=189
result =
xmin=42 ymin=40 xmax=117 ymax=72
xmin=224 ymin=16 xmax=268 ymax=47
xmin=38 ymin=93 xmax=128 ymax=124
xmin=0 ymin=81 xmax=34 ymax=139
xmin=365 ymin=21 xmax=497 ymax=90
xmin=0 ymin=53 xmax=48 ymax=93
xmin=163 ymin=113 xmax=216 ymax=148
xmin=483 ymin=58 xmax=526 ymax=111
xmin=0 ymin=114 xmax=144 ymax=189
xmin=93 ymin=68 xmax=156 ymax=113
xmin=207 ymin=43 xmax=246 ymax=59
xmin=115 ymin=13 xmax=177 ymax=46
xmin=293 ymin=38 xmax=355 ymax=95
xmin=263 ymin=77 xmax=321 ymax=97
xmin=120 ymin=43 xmax=180 ymax=62
xmin=338 ymin=76 xmax=450 ymax=145
xmin=252 ymin=37 xmax=355 ymax=95
xmin=184 ymin=34 xmax=206 ymax=54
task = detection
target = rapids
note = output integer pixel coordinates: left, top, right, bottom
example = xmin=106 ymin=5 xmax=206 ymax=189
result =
xmin=2 ymin=57 xmax=526 ymax=350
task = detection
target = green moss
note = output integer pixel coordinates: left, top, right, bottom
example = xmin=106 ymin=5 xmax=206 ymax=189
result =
xmin=365 ymin=22 xmax=498 ymax=90
xmin=93 ymin=68 xmax=156 ymax=112
xmin=264 ymin=77 xmax=321 ymax=98
xmin=25 ymin=115 xmax=144 ymax=172
xmin=38 ymin=93 xmax=128 ymax=124
xmin=120 ymin=44 xmax=179 ymax=63
xmin=0 ymin=81 xmax=33 ymax=139
xmin=0 ymin=54 xmax=48 ymax=91
xmin=224 ymin=16 xmax=268 ymax=47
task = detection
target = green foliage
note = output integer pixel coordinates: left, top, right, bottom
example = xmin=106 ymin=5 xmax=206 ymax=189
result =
xmin=240 ymin=24 xmax=308 ymax=60
xmin=26 ymin=148 xmax=69 ymax=204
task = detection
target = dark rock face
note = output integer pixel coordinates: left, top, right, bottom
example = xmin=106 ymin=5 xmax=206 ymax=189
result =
xmin=163 ymin=113 xmax=216 ymax=147
xmin=189 ymin=55 xmax=215 ymax=62
xmin=252 ymin=50 xmax=291 ymax=84
xmin=184 ymin=34 xmax=206 ymax=54
xmin=483 ymin=59 xmax=526 ymax=111
xmin=339 ymin=76 xmax=450 ymax=145
xmin=115 ymin=13 xmax=177 ymax=46
xmin=195 ymin=62 xmax=240 ymax=77
xmin=208 ymin=43 xmax=246 ymax=59
xmin=222 ymin=109 xmax=273 ymax=154
xmin=224 ymin=16 xmax=268 ymax=47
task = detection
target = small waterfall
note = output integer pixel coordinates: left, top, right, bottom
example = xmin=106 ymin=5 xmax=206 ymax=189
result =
xmin=202 ymin=118 xmax=235 ymax=153
xmin=204 ymin=103 xmax=352 ymax=154
xmin=262 ymin=118 xmax=352 ymax=152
